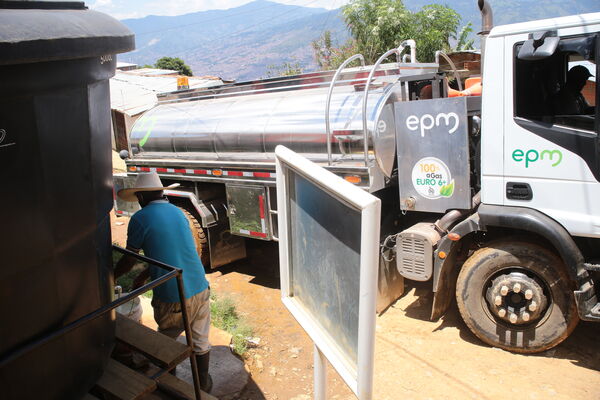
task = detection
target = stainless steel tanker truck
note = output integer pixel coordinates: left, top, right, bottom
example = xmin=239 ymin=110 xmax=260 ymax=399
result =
xmin=115 ymin=1 xmax=600 ymax=353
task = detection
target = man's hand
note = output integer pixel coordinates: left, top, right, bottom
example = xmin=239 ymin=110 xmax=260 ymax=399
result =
xmin=132 ymin=268 xmax=150 ymax=290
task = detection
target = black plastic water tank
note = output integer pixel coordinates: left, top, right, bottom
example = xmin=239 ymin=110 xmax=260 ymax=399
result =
xmin=0 ymin=2 xmax=134 ymax=398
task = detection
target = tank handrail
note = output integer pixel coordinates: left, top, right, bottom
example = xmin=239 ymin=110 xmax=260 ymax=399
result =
xmin=435 ymin=50 xmax=463 ymax=91
xmin=361 ymin=46 xmax=404 ymax=166
xmin=325 ymin=53 xmax=366 ymax=166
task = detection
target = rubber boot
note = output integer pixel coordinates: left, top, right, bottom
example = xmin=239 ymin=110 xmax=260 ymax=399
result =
xmin=195 ymin=352 xmax=213 ymax=393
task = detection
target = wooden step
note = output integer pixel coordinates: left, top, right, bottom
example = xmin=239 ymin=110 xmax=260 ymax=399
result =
xmin=116 ymin=313 xmax=192 ymax=369
xmin=95 ymin=359 xmax=157 ymax=400
xmin=157 ymin=372 xmax=218 ymax=400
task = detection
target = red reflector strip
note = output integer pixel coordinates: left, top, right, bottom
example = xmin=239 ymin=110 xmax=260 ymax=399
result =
xmin=250 ymin=231 xmax=267 ymax=238
xmin=134 ymin=166 xmax=276 ymax=178
xmin=258 ymin=195 xmax=265 ymax=219
xmin=116 ymin=210 xmax=124 ymax=214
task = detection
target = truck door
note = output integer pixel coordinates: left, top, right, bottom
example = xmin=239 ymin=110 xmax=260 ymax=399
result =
xmin=504 ymin=30 xmax=600 ymax=238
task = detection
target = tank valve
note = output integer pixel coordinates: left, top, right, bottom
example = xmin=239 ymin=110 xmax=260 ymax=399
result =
xmin=403 ymin=197 xmax=417 ymax=210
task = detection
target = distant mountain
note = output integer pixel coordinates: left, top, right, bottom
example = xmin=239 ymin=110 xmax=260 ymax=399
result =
xmin=119 ymin=0 xmax=348 ymax=81
xmin=119 ymin=0 xmax=600 ymax=82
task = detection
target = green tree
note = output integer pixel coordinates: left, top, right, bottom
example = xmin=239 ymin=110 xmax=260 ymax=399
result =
xmin=312 ymin=30 xmax=358 ymax=70
xmin=154 ymin=56 xmax=193 ymax=76
xmin=265 ymin=60 xmax=304 ymax=78
xmin=341 ymin=0 xmax=461 ymax=63
xmin=450 ymin=22 xmax=475 ymax=51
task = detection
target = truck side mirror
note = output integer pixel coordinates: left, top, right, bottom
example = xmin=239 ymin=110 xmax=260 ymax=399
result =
xmin=518 ymin=31 xmax=559 ymax=60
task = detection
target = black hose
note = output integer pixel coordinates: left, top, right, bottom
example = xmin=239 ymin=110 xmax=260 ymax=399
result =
xmin=435 ymin=191 xmax=481 ymax=233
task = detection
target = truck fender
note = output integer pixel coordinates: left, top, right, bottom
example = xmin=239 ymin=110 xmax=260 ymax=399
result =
xmin=163 ymin=189 xmax=217 ymax=228
xmin=431 ymin=214 xmax=483 ymax=320
xmin=431 ymin=204 xmax=592 ymax=321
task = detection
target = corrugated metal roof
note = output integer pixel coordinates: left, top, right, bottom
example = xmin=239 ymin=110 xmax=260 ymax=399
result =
xmin=110 ymin=69 xmax=224 ymax=116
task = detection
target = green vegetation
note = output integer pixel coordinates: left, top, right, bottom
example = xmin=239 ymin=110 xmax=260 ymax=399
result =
xmin=265 ymin=59 xmax=304 ymax=78
xmin=210 ymin=293 xmax=254 ymax=355
xmin=154 ymin=56 xmax=193 ymax=76
xmin=311 ymin=30 xmax=358 ymax=70
xmin=313 ymin=0 xmax=465 ymax=68
xmin=451 ymin=22 xmax=475 ymax=52
xmin=112 ymin=248 xmax=152 ymax=299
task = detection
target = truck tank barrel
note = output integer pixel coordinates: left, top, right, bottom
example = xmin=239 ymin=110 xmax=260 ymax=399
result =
xmin=128 ymin=64 xmax=438 ymax=174
xmin=0 ymin=2 xmax=134 ymax=399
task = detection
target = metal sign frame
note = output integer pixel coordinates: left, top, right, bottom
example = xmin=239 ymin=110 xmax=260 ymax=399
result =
xmin=275 ymin=145 xmax=380 ymax=399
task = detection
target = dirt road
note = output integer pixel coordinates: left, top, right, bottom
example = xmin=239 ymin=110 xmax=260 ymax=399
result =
xmin=111 ymin=214 xmax=600 ymax=399
xmin=209 ymin=240 xmax=600 ymax=400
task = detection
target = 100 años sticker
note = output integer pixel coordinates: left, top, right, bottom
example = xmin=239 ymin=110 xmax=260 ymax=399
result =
xmin=411 ymin=157 xmax=455 ymax=199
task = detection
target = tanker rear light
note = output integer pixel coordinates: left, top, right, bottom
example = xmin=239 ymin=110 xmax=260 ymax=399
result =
xmin=344 ymin=175 xmax=361 ymax=184
xmin=128 ymin=166 xmax=136 ymax=172
xmin=212 ymin=169 xmax=223 ymax=176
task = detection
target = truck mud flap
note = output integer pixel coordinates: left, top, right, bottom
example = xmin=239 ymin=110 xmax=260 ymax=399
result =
xmin=377 ymin=253 xmax=405 ymax=314
xmin=207 ymin=221 xmax=247 ymax=268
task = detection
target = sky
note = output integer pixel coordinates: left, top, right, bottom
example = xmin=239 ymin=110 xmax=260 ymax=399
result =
xmin=90 ymin=0 xmax=349 ymax=20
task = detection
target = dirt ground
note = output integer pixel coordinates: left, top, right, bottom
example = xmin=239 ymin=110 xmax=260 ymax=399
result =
xmin=111 ymin=213 xmax=600 ymax=400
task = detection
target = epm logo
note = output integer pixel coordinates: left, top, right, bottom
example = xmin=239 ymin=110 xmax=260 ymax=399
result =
xmin=512 ymin=148 xmax=563 ymax=168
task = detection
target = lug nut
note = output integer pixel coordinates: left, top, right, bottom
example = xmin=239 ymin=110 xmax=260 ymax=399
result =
xmin=513 ymin=283 xmax=522 ymax=293
xmin=500 ymin=286 xmax=509 ymax=296
xmin=522 ymin=312 xmax=530 ymax=322
xmin=494 ymin=296 xmax=502 ymax=306
xmin=509 ymin=313 xmax=518 ymax=323
xmin=498 ymin=308 xmax=507 ymax=317
xmin=529 ymin=301 xmax=537 ymax=312
xmin=524 ymin=289 xmax=533 ymax=300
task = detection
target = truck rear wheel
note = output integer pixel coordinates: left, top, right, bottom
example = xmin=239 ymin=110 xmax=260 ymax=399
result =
xmin=455 ymin=241 xmax=578 ymax=353
xmin=179 ymin=207 xmax=210 ymax=268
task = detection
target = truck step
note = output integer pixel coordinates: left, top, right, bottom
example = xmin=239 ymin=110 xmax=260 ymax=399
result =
xmin=116 ymin=313 xmax=191 ymax=369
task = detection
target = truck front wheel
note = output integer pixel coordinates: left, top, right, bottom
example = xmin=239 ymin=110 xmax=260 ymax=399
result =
xmin=455 ymin=241 xmax=578 ymax=353
xmin=179 ymin=207 xmax=210 ymax=268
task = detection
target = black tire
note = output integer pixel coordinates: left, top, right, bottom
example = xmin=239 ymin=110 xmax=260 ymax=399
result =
xmin=456 ymin=241 xmax=578 ymax=353
xmin=179 ymin=207 xmax=210 ymax=268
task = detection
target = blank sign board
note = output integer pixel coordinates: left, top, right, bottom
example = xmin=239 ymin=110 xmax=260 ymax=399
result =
xmin=275 ymin=145 xmax=380 ymax=399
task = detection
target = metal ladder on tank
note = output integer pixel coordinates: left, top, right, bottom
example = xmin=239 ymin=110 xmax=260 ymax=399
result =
xmin=324 ymin=42 xmax=415 ymax=168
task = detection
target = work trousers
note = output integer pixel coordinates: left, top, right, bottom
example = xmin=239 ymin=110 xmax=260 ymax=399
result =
xmin=152 ymin=288 xmax=211 ymax=355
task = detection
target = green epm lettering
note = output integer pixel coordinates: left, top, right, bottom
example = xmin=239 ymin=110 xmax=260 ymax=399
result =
xmin=540 ymin=149 xmax=562 ymax=167
xmin=512 ymin=148 xmax=563 ymax=168
xmin=135 ymin=114 xmax=158 ymax=148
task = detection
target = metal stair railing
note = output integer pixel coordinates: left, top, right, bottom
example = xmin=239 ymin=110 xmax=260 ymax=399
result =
xmin=325 ymin=53 xmax=366 ymax=166
xmin=0 ymin=245 xmax=204 ymax=400
xmin=362 ymin=45 xmax=406 ymax=167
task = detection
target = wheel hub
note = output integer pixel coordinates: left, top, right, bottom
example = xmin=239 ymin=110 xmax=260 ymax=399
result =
xmin=485 ymin=272 xmax=548 ymax=325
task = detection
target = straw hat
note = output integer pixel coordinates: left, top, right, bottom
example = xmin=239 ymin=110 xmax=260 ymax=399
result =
xmin=117 ymin=172 xmax=180 ymax=202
